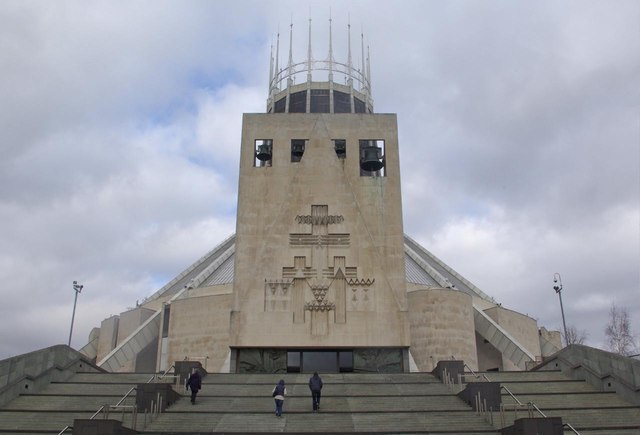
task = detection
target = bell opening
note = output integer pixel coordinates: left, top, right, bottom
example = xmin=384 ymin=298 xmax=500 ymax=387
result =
xmin=291 ymin=139 xmax=306 ymax=162
xmin=359 ymin=140 xmax=386 ymax=176
xmin=254 ymin=139 xmax=273 ymax=166
xmin=334 ymin=139 xmax=346 ymax=159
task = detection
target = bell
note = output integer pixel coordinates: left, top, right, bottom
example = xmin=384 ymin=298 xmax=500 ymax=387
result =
xmin=360 ymin=145 xmax=384 ymax=172
xmin=255 ymin=141 xmax=272 ymax=161
xmin=291 ymin=140 xmax=305 ymax=158
xmin=334 ymin=140 xmax=346 ymax=158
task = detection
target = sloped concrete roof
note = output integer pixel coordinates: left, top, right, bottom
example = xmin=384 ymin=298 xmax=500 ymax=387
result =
xmin=140 ymin=233 xmax=496 ymax=307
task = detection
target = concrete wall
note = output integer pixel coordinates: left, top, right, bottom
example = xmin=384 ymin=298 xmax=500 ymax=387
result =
xmin=0 ymin=345 xmax=97 ymax=407
xmin=231 ymin=113 xmax=409 ymax=349
xmin=485 ymin=305 xmax=541 ymax=370
xmin=166 ymin=293 xmax=233 ymax=373
xmin=408 ymin=288 xmax=478 ymax=371
xmin=535 ymin=344 xmax=640 ymax=405
xmin=96 ymin=315 xmax=119 ymax=362
xmin=115 ymin=307 xmax=156 ymax=372
xmin=476 ymin=331 xmax=504 ymax=371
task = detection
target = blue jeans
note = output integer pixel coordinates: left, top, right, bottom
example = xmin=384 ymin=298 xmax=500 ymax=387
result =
xmin=311 ymin=391 xmax=321 ymax=410
xmin=274 ymin=399 xmax=284 ymax=416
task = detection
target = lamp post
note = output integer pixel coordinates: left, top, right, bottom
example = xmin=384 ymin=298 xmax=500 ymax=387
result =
xmin=553 ymin=273 xmax=568 ymax=346
xmin=68 ymin=281 xmax=84 ymax=347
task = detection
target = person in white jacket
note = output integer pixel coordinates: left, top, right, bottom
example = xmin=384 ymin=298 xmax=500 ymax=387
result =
xmin=272 ymin=379 xmax=287 ymax=417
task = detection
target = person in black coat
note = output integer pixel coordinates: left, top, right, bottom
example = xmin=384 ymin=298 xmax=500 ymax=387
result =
xmin=308 ymin=372 xmax=323 ymax=412
xmin=186 ymin=368 xmax=202 ymax=404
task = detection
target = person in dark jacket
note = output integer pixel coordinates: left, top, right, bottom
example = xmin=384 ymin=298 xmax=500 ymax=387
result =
xmin=186 ymin=368 xmax=202 ymax=404
xmin=308 ymin=372 xmax=323 ymax=412
xmin=272 ymin=379 xmax=287 ymax=417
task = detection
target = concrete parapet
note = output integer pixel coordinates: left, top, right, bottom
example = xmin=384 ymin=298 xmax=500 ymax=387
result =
xmin=0 ymin=344 xmax=99 ymax=407
xmin=432 ymin=360 xmax=465 ymax=384
xmin=136 ymin=382 xmax=179 ymax=413
xmin=501 ymin=417 xmax=563 ymax=435
xmin=73 ymin=419 xmax=137 ymax=435
xmin=458 ymin=381 xmax=501 ymax=413
xmin=534 ymin=344 xmax=640 ymax=405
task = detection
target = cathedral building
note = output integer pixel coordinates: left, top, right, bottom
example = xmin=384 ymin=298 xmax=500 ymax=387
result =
xmin=84 ymin=21 xmax=561 ymax=375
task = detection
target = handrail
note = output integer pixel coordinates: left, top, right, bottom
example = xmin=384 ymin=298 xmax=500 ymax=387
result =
xmin=458 ymin=363 xmax=580 ymax=433
xmin=564 ymin=423 xmax=581 ymax=434
xmin=89 ymin=404 xmax=105 ymax=419
xmin=58 ymin=372 xmax=175 ymax=435
xmin=156 ymin=365 xmax=175 ymax=381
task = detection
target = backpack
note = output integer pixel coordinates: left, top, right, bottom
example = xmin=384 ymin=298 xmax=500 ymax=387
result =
xmin=273 ymin=383 xmax=284 ymax=397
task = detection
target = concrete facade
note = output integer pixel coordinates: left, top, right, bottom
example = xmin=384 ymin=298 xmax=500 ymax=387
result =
xmin=166 ymin=291 xmax=232 ymax=372
xmin=230 ymin=113 xmax=409 ymax=351
xmin=408 ymin=288 xmax=477 ymax=371
xmin=81 ymin=35 xmax=562 ymax=374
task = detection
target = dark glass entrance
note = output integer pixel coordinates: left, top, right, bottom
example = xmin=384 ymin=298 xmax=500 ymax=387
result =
xmin=235 ymin=348 xmax=404 ymax=373
xmin=286 ymin=350 xmax=353 ymax=373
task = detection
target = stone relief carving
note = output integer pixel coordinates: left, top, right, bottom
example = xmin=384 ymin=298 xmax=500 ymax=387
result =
xmin=264 ymin=205 xmax=376 ymax=331
xmin=264 ymin=279 xmax=292 ymax=312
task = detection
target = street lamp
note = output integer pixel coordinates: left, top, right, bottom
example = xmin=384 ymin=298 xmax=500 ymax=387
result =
xmin=68 ymin=281 xmax=84 ymax=347
xmin=553 ymin=273 xmax=568 ymax=346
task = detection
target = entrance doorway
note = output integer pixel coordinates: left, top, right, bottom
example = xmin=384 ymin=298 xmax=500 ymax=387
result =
xmin=286 ymin=350 xmax=353 ymax=373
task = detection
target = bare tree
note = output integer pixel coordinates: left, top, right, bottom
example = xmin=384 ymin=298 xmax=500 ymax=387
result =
xmin=564 ymin=325 xmax=588 ymax=346
xmin=605 ymin=303 xmax=637 ymax=356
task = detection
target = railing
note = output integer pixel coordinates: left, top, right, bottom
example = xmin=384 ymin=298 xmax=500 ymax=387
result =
xmin=456 ymin=361 xmax=581 ymax=434
xmin=57 ymin=368 xmax=178 ymax=434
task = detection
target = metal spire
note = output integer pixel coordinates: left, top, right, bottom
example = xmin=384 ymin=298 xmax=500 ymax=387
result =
xmin=367 ymin=44 xmax=372 ymax=97
xmin=347 ymin=17 xmax=353 ymax=81
xmin=274 ymin=30 xmax=280 ymax=91
xmin=360 ymin=31 xmax=366 ymax=93
xmin=328 ymin=12 xmax=334 ymax=82
xmin=307 ymin=17 xmax=313 ymax=82
xmin=268 ymin=37 xmax=274 ymax=96
xmin=287 ymin=21 xmax=294 ymax=86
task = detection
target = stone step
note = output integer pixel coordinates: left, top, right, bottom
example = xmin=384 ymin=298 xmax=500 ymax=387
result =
xmin=3 ymin=394 xmax=136 ymax=411
xmin=144 ymin=410 xmax=499 ymax=433
xmin=187 ymin=382 xmax=453 ymax=396
xmin=499 ymin=380 xmax=597 ymax=394
xmin=0 ymin=410 xmax=133 ymax=431
xmin=501 ymin=391 xmax=631 ymax=408
xmin=40 ymin=382 xmax=144 ymax=395
xmin=199 ymin=372 xmax=442 ymax=384
xmin=466 ymin=370 xmax=568 ymax=382
xmin=497 ymin=407 xmax=640 ymax=429
xmin=70 ymin=372 xmax=159 ymax=383
xmin=167 ymin=394 xmax=471 ymax=413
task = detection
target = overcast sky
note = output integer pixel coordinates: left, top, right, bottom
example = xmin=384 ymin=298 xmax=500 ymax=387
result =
xmin=1 ymin=0 xmax=638 ymax=361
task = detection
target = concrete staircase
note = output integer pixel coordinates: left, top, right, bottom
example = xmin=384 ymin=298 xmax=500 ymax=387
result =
xmin=0 ymin=372 xmax=498 ymax=434
xmin=0 ymin=372 xmax=155 ymax=434
xmin=143 ymin=373 xmax=498 ymax=434
xmin=1 ymin=369 xmax=639 ymax=433
xmin=465 ymin=370 xmax=640 ymax=434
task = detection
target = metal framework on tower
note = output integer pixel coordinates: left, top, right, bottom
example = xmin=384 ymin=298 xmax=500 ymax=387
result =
xmin=267 ymin=16 xmax=373 ymax=114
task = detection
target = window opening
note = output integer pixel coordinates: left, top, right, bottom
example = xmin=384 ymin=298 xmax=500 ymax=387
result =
xmin=274 ymin=97 xmax=286 ymax=113
xmin=289 ymin=91 xmax=307 ymax=113
xmin=254 ymin=139 xmax=273 ymax=167
xmin=310 ymin=89 xmax=330 ymax=113
xmin=334 ymin=91 xmax=351 ymax=113
xmin=291 ymin=139 xmax=307 ymax=162
xmin=359 ymin=140 xmax=385 ymax=177
xmin=354 ymin=97 xmax=366 ymax=114
xmin=162 ymin=306 xmax=170 ymax=338
xmin=334 ymin=139 xmax=346 ymax=159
